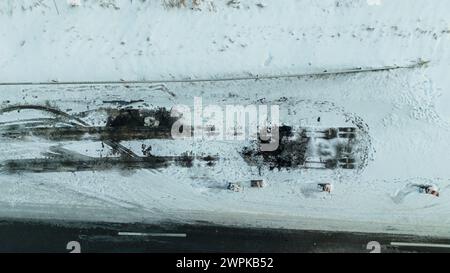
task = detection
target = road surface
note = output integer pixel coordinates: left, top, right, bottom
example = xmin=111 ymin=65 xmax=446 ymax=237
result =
xmin=0 ymin=218 xmax=448 ymax=253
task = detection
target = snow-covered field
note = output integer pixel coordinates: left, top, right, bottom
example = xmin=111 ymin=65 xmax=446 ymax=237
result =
xmin=1 ymin=0 xmax=449 ymax=82
xmin=1 ymin=0 xmax=450 ymax=237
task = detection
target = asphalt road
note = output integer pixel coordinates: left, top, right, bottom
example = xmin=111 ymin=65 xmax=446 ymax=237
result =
xmin=0 ymin=218 xmax=449 ymax=253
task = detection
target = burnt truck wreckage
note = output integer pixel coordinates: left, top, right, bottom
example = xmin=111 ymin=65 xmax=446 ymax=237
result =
xmin=242 ymin=125 xmax=360 ymax=170
xmin=0 ymin=105 xmax=368 ymax=173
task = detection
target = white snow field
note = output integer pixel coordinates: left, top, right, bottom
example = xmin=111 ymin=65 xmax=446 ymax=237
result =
xmin=1 ymin=0 xmax=450 ymax=237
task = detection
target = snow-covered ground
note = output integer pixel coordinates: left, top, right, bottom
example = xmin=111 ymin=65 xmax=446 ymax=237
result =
xmin=1 ymin=0 xmax=450 ymax=237
xmin=1 ymin=0 xmax=449 ymax=82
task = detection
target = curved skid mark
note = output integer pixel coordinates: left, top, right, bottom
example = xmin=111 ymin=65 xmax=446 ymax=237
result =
xmin=0 ymin=104 xmax=140 ymax=159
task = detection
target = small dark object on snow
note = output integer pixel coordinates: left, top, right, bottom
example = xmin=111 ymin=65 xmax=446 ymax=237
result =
xmin=318 ymin=183 xmax=332 ymax=193
xmin=227 ymin=182 xmax=242 ymax=192
xmin=324 ymin=128 xmax=337 ymax=139
xmin=419 ymin=185 xmax=439 ymax=197
xmin=251 ymin=179 xmax=265 ymax=188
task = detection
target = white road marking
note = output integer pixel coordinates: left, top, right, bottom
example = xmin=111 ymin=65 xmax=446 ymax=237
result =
xmin=118 ymin=232 xmax=187 ymax=238
xmin=390 ymin=242 xmax=450 ymax=248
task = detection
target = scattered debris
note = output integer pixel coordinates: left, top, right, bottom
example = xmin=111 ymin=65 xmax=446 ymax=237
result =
xmin=241 ymin=125 xmax=307 ymax=170
xmin=419 ymin=185 xmax=439 ymax=197
xmin=318 ymin=183 xmax=332 ymax=193
xmin=202 ymin=155 xmax=216 ymax=167
xmin=242 ymin=125 xmax=362 ymax=170
xmin=392 ymin=183 xmax=441 ymax=204
xmin=227 ymin=182 xmax=242 ymax=192
xmin=175 ymin=152 xmax=194 ymax=167
xmin=162 ymin=0 xmax=216 ymax=11
xmin=102 ymin=99 xmax=144 ymax=106
xmin=250 ymin=179 xmax=265 ymax=188
xmin=99 ymin=0 xmax=120 ymax=9
xmin=162 ymin=0 xmax=186 ymax=8
xmin=106 ymin=107 xmax=177 ymax=129
xmin=226 ymin=0 xmax=240 ymax=9
xmin=141 ymin=144 xmax=152 ymax=156
xmin=67 ymin=0 xmax=81 ymax=7
xmin=144 ymin=116 xmax=160 ymax=127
